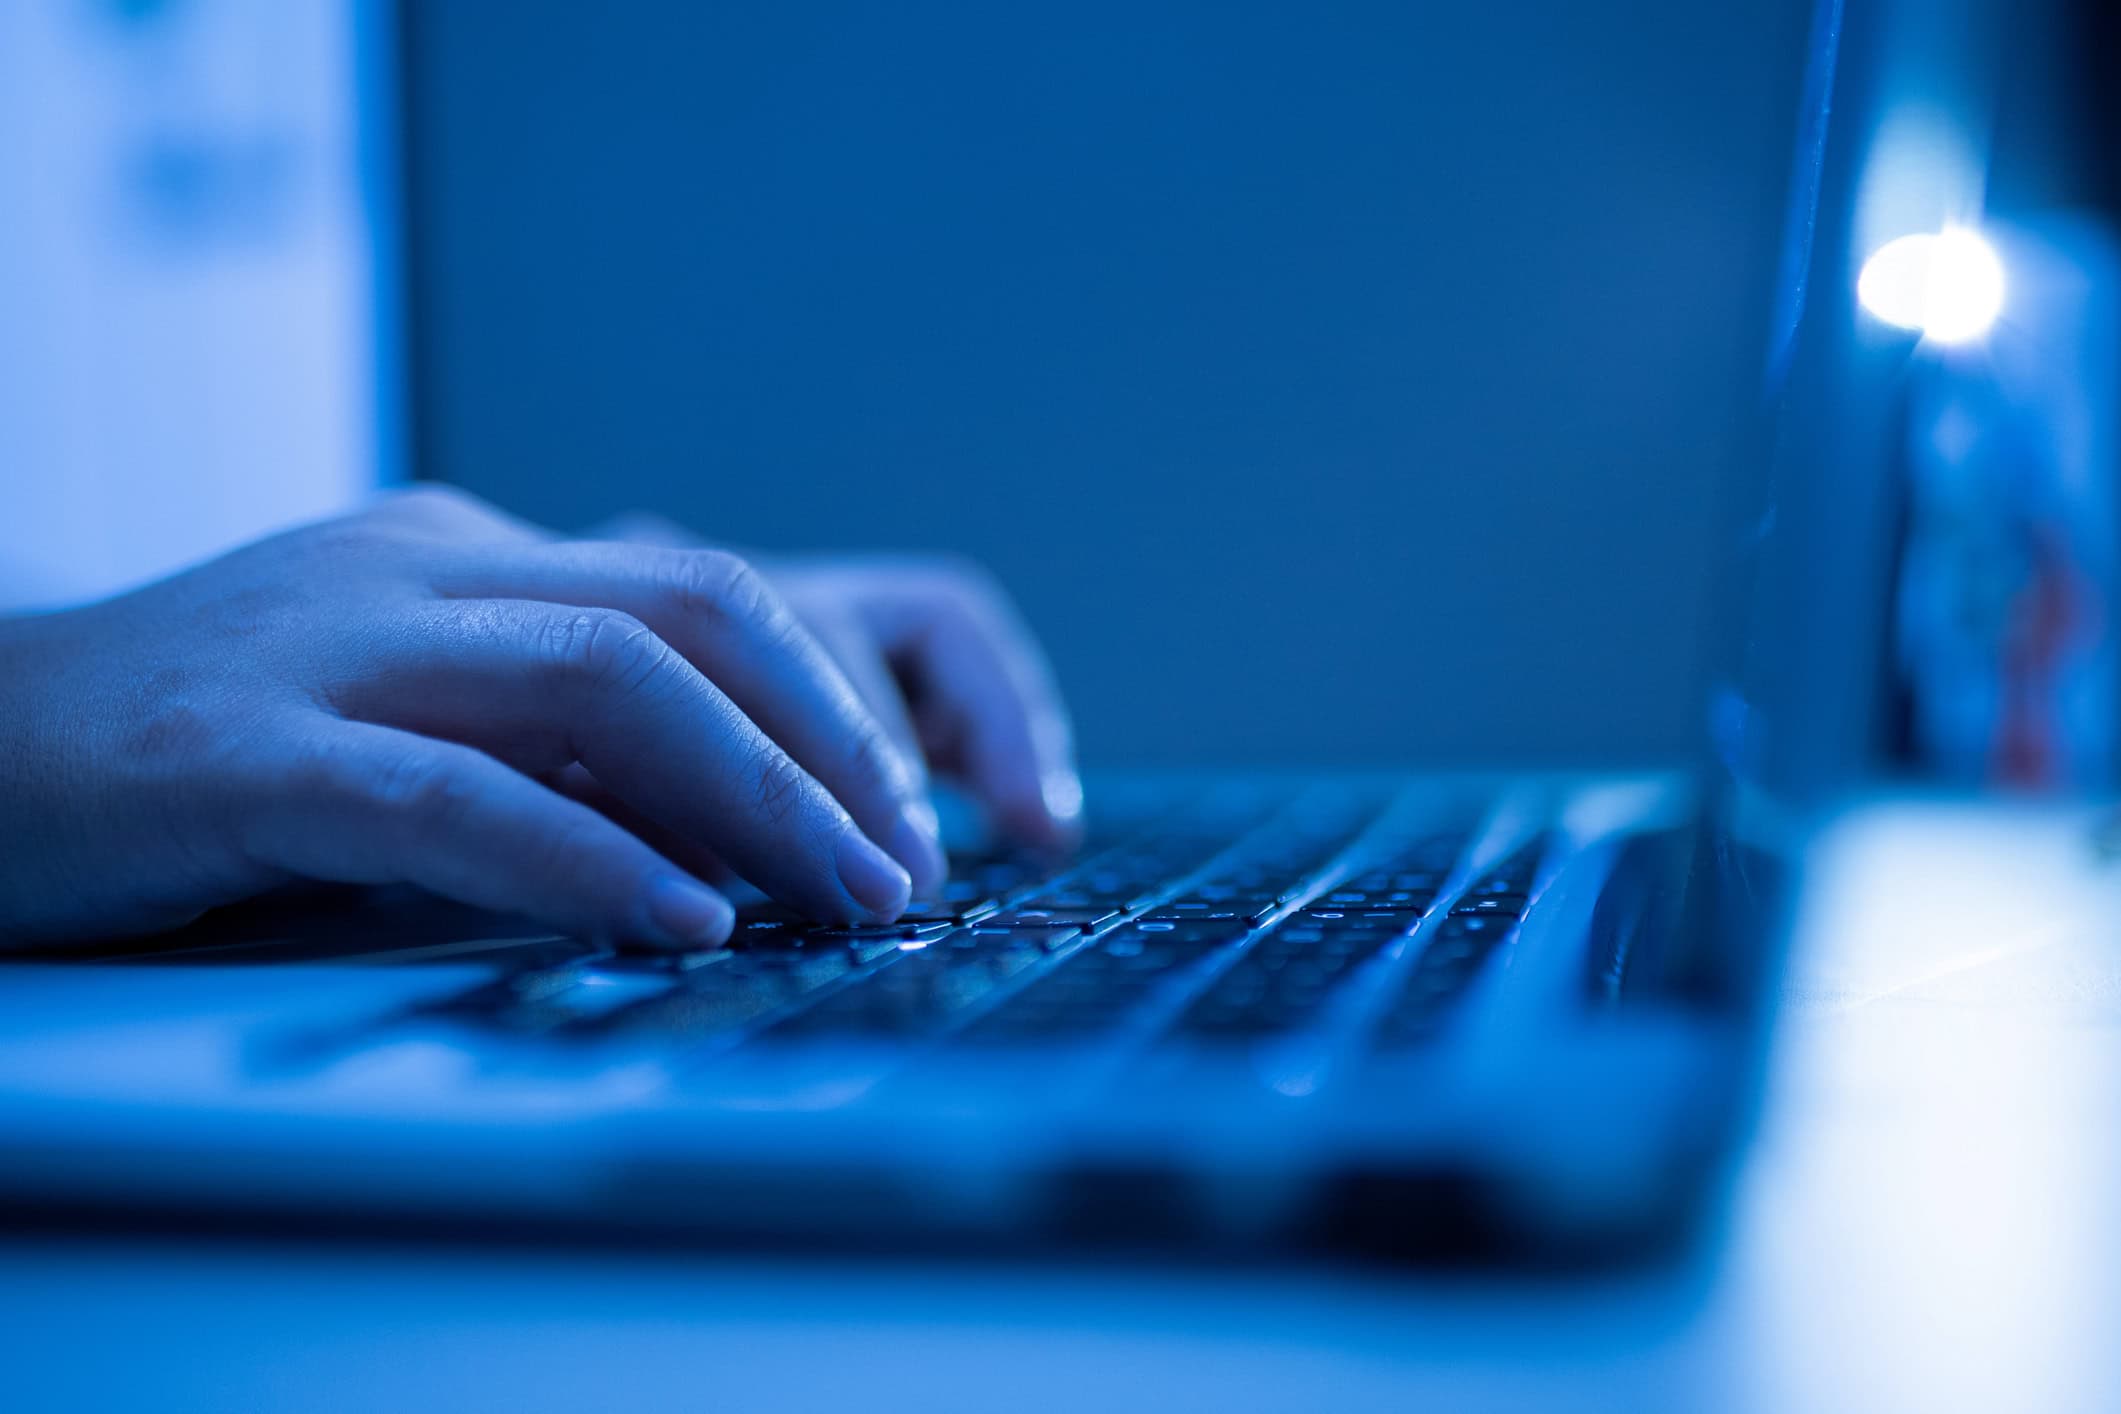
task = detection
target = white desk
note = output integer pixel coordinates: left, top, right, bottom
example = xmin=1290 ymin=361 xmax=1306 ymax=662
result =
xmin=8 ymin=802 xmax=2119 ymax=1413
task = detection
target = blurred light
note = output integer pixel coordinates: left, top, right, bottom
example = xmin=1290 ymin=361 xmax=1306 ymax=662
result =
xmin=1857 ymin=228 xmax=2005 ymax=344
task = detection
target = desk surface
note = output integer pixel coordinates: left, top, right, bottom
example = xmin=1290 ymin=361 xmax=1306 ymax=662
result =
xmin=7 ymin=802 xmax=2120 ymax=1413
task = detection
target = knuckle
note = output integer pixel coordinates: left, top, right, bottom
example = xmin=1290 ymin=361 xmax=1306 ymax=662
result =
xmin=758 ymin=599 xmax=813 ymax=661
xmin=389 ymin=483 xmax=481 ymax=518
xmin=916 ymin=562 xmax=1014 ymax=638
xmin=542 ymin=609 xmax=672 ymax=699
xmin=844 ymin=719 xmax=909 ymax=792
xmin=667 ymin=550 xmax=756 ymax=617
xmin=668 ymin=550 xmax=809 ymax=652
xmin=922 ymin=551 xmax=1005 ymax=602
xmin=355 ymin=748 xmax=478 ymax=830
xmin=291 ymin=514 xmax=390 ymax=561
xmin=300 ymin=487 xmax=487 ymax=563
xmin=929 ymin=589 xmax=992 ymax=644
xmin=748 ymin=749 xmax=811 ymax=832
xmin=355 ymin=486 xmax=501 ymax=551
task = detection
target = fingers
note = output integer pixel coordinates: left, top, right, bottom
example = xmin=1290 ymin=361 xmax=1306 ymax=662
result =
xmin=800 ymin=607 xmax=945 ymax=895
xmin=239 ymin=721 xmax=734 ymax=949
xmin=866 ymin=565 xmax=1082 ymax=849
xmin=542 ymin=763 xmax=739 ymax=890
xmin=339 ymin=598 xmax=914 ymax=924
xmin=799 ymin=606 xmax=931 ymax=795
xmin=434 ymin=542 xmax=946 ymax=895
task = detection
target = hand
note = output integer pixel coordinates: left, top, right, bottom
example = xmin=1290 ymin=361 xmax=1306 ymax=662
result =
xmin=593 ymin=513 xmax=1083 ymax=852
xmin=0 ymin=488 xmax=969 ymax=949
xmin=770 ymin=558 xmax=1082 ymax=850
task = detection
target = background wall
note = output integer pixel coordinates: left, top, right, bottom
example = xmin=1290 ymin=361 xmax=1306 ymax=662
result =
xmin=403 ymin=1 xmax=1812 ymax=768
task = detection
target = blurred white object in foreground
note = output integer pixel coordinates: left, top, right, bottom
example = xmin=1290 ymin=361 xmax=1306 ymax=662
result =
xmin=0 ymin=0 xmax=388 ymax=611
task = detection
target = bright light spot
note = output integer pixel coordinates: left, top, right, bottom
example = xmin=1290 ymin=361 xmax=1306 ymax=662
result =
xmin=1857 ymin=227 xmax=2004 ymax=344
xmin=896 ymin=939 xmax=930 ymax=951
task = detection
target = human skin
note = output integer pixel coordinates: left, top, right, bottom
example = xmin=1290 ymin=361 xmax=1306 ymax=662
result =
xmin=0 ymin=486 xmax=1080 ymax=950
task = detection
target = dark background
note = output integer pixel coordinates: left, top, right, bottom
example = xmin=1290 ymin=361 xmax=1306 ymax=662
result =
xmin=401 ymin=1 xmax=1814 ymax=768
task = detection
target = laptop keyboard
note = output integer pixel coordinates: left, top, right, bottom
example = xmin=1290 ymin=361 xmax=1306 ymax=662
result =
xmin=388 ymin=784 xmax=1554 ymax=1080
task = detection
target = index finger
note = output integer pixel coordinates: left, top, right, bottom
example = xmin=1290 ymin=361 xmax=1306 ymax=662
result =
xmin=436 ymin=543 xmax=948 ymax=895
xmin=861 ymin=563 xmax=1083 ymax=849
xmin=341 ymin=600 xmax=916 ymax=925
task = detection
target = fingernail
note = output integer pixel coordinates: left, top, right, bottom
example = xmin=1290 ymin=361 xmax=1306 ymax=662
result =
xmin=836 ymin=828 xmax=912 ymax=920
xmin=1041 ymin=768 xmax=1085 ymax=831
xmin=644 ymin=875 xmax=733 ymax=947
xmin=887 ymin=798 xmax=949 ymax=898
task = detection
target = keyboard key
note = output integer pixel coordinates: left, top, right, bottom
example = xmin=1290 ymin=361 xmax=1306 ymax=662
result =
xmin=725 ymin=920 xmax=937 ymax=957
xmin=959 ymin=924 xmax=1084 ymax=951
xmin=1110 ymin=919 xmax=1253 ymax=949
xmin=1302 ymin=906 xmax=1428 ymax=927
xmin=1448 ymin=893 xmax=1529 ymax=918
xmin=1312 ymin=888 xmax=1433 ymax=912
xmin=768 ymin=937 xmax=1048 ymax=1038
xmin=1371 ymin=914 xmax=1516 ymax=1045
xmin=1461 ymin=838 xmax=1546 ymax=895
xmin=1337 ymin=869 xmax=1446 ymax=895
xmin=1172 ymin=907 xmax=1413 ymax=1038
xmin=956 ymin=929 xmax=1217 ymax=1041
xmin=1014 ymin=889 xmax=1108 ymax=910
xmin=1139 ymin=895 xmax=1280 ymax=923
xmin=570 ymin=947 xmax=875 ymax=1042
xmin=982 ymin=906 xmax=1121 ymax=931
xmin=810 ymin=919 xmax=959 ymax=939
xmin=728 ymin=909 xmax=949 ymax=939
xmin=897 ymin=904 xmax=995 ymax=925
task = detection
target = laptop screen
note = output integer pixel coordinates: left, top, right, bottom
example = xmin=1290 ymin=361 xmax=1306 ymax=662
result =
xmin=1661 ymin=0 xmax=2017 ymax=1016
xmin=1718 ymin=0 xmax=2007 ymax=801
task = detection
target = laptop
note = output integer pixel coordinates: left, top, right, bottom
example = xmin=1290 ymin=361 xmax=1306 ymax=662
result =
xmin=0 ymin=0 xmax=1910 ymax=1261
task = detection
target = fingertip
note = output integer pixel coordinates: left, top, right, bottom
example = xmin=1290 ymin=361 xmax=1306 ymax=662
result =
xmin=642 ymin=874 xmax=735 ymax=948
xmin=835 ymin=829 xmax=913 ymax=921
xmin=886 ymin=797 xmax=949 ymax=899
xmin=1040 ymin=767 xmax=1085 ymax=839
